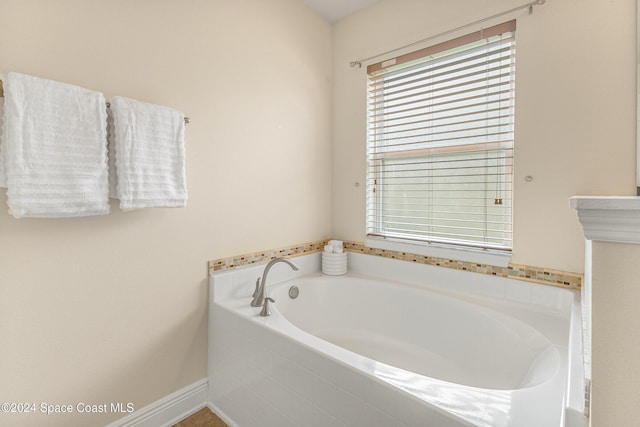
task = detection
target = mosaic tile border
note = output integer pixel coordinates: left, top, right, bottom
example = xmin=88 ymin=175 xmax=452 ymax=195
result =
xmin=208 ymin=239 xmax=329 ymax=275
xmin=342 ymin=241 xmax=582 ymax=290
xmin=208 ymin=238 xmax=582 ymax=290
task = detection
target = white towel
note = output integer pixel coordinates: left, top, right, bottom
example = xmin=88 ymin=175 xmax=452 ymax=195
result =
xmin=107 ymin=106 xmax=117 ymax=198
xmin=109 ymin=96 xmax=187 ymax=210
xmin=2 ymin=72 xmax=109 ymax=218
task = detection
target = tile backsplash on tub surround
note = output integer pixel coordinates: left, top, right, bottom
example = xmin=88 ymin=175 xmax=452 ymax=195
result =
xmin=208 ymin=239 xmax=329 ymax=273
xmin=208 ymin=239 xmax=582 ymax=290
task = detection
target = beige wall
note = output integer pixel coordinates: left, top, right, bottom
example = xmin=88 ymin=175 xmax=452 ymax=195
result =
xmin=331 ymin=0 xmax=636 ymax=274
xmin=591 ymin=241 xmax=640 ymax=426
xmin=1 ymin=0 xmax=637 ymax=425
xmin=0 ymin=1 xmax=332 ymax=425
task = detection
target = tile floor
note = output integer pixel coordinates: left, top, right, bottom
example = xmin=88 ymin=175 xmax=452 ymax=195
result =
xmin=172 ymin=407 xmax=228 ymax=427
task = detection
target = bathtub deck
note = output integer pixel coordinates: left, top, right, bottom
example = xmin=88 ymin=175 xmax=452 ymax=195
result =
xmin=209 ymin=252 xmax=581 ymax=427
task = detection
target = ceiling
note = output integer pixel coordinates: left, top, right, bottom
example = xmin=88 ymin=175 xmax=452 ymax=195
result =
xmin=304 ymin=0 xmax=381 ymax=22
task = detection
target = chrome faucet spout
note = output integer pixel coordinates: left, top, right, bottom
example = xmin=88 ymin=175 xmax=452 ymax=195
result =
xmin=250 ymin=257 xmax=300 ymax=307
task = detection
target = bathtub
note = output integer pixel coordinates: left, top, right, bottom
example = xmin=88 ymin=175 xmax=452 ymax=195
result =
xmin=208 ymin=252 xmax=587 ymax=427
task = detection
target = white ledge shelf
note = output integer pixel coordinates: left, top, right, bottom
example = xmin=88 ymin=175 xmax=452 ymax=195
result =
xmin=570 ymin=196 xmax=640 ymax=244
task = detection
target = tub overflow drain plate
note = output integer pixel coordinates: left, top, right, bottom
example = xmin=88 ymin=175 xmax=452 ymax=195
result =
xmin=288 ymin=286 xmax=299 ymax=299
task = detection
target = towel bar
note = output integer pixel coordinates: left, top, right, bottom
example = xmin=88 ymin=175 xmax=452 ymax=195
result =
xmin=105 ymin=101 xmax=190 ymax=124
xmin=0 ymin=79 xmax=190 ymax=124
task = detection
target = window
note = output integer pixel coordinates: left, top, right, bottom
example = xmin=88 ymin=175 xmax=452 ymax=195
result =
xmin=366 ymin=21 xmax=515 ymax=254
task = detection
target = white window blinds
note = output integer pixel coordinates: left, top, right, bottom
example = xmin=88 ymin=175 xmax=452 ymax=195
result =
xmin=366 ymin=21 xmax=515 ymax=251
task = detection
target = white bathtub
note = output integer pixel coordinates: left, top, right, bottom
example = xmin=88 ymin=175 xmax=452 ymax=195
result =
xmin=208 ymin=252 xmax=587 ymax=427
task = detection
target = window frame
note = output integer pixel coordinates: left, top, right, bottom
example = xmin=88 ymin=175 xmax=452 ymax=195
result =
xmin=365 ymin=21 xmax=516 ymax=266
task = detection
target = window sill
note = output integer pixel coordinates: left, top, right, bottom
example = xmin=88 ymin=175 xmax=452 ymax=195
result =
xmin=365 ymin=236 xmax=512 ymax=268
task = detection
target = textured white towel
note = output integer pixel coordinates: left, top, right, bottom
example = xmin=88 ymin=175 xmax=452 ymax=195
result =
xmin=109 ymin=96 xmax=187 ymax=210
xmin=3 ymin=72 xmax=109 ymax=218
xmin=107 ymin=106 xmax=117 ymax=198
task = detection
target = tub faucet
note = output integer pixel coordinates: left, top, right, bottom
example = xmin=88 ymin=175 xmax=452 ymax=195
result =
xmin=250 ymin=257 xmax=300 ymax=307
xmin=260 ymin=297 xmax=275 ymax=317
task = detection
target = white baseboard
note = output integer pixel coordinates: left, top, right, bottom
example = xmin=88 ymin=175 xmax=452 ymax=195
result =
xmin=106 ymin=378 xmax=208 ymax=427
xmin=206 ymin=402 xmax=239 ymax=427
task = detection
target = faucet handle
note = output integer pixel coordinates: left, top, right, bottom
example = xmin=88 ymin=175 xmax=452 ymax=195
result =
xmin=252 ymin=277 xmax=261 ymax=298
xmin=260 ymin=297 xmax=275 ymax=317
